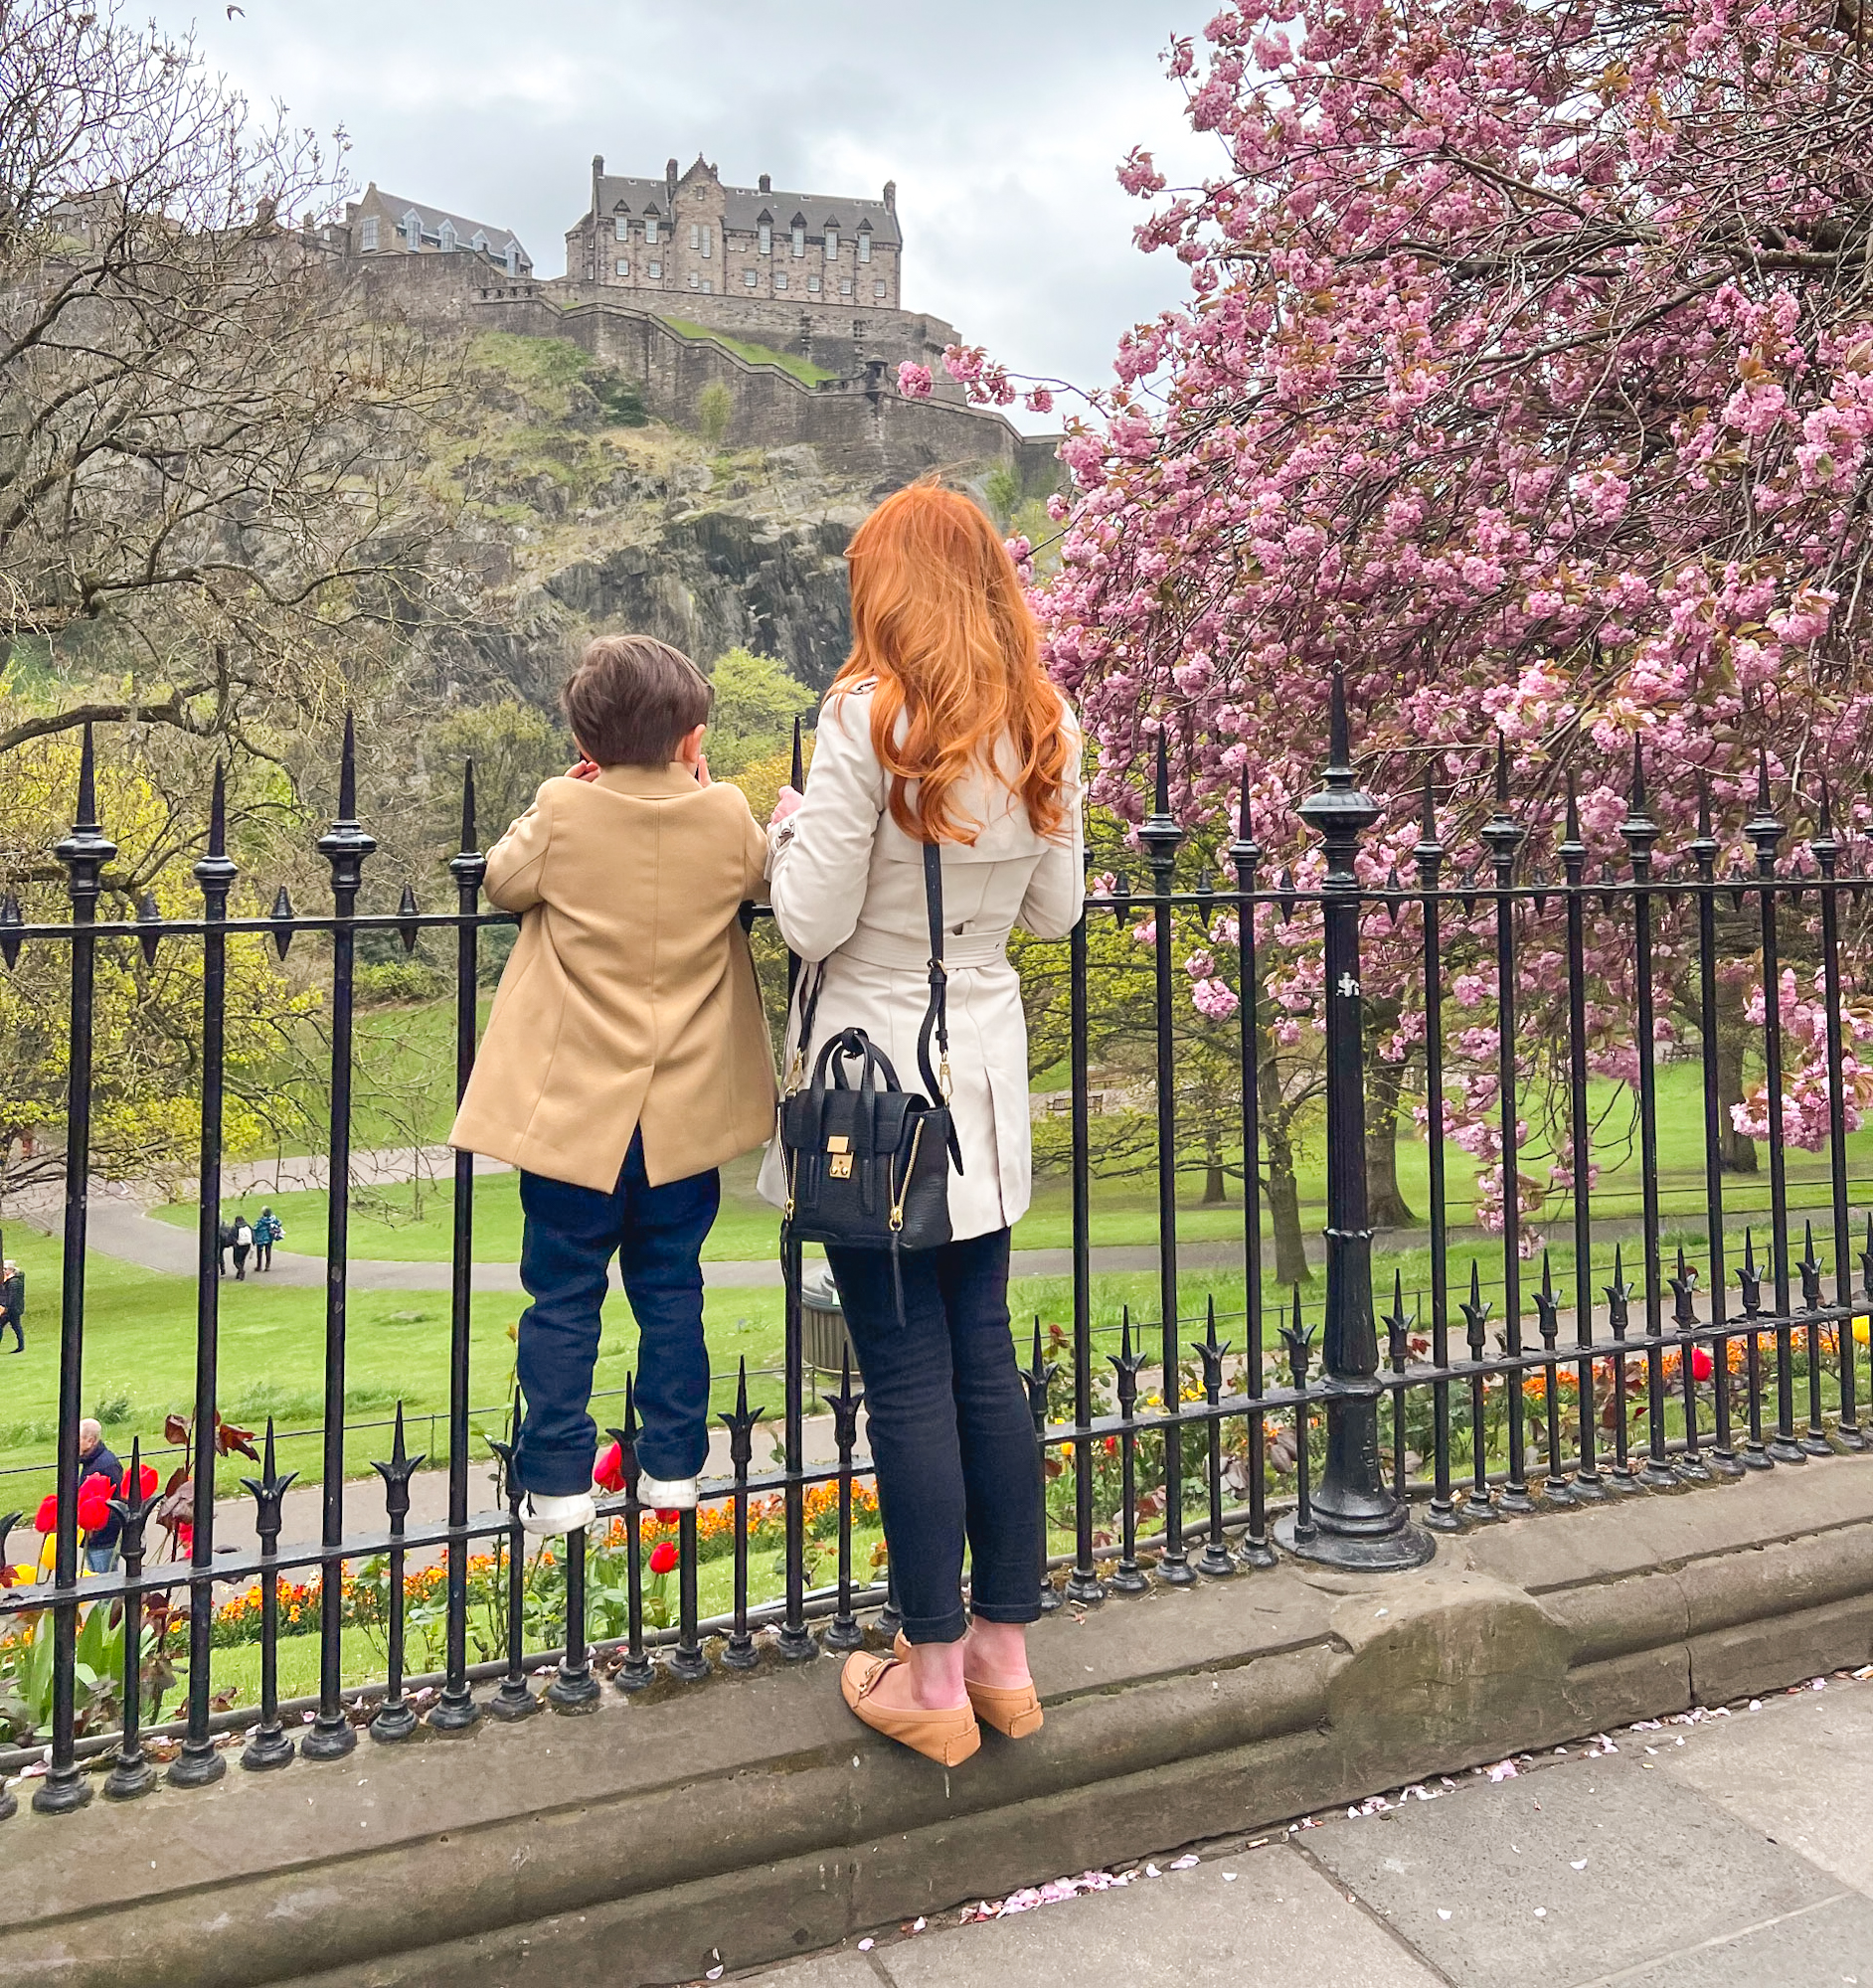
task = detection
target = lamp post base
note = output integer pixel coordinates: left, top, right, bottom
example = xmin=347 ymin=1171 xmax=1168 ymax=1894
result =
xmin=1273 ymin=1512 xmax=1437 ymax=1572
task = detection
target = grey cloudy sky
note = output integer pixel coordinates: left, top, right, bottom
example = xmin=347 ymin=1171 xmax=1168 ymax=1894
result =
xmin=147 ymin=0 xmax=1216 ymax=423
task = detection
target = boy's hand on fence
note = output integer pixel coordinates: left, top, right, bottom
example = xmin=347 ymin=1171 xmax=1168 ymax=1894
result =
xmin=694 ymin=751 xmax=712 ymax=788
xmin=770 ymin=786 xmax=803 ymax=824
xmin=568 ymin=759 xmax=600 ymax=783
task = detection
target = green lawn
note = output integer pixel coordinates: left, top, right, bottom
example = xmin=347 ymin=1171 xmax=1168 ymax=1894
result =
xmin=658 ymin=317 xmax=838 ymax=386
xmin=158 ymin=1060 xmax=1873 ymax=1265
xmin=0 ymin=1220 xmax=789 ymax=1511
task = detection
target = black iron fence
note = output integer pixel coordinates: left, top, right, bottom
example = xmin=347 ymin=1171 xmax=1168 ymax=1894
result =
xmin=2 ymin=681 xmax=1870 ymax=1815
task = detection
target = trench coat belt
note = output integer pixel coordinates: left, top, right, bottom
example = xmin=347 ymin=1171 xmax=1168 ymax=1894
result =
xmin=835 ymin=922 xmax=1012 ymax=972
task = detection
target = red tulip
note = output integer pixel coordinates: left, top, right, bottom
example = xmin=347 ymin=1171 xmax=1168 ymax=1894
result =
xmin=123 ymin=1461 xmax=159 ymax=1501
xmin=1691 ymin=1346 xmax=1715 ymax=1383
xmin=593 ymin=1442 xmax=624 ymax=1493
xmin=647 ymin=1540 xmax=678 ymax=1575
xmin=33 ymin=1492 xmax=57 ymax=1534
xmin=174 ymin=1520 xmax=194 ymax=1558
xmin=77 ymin=1485 xmax=111 ymax=1533
xmin=654 ymin=1508 xmax=681 ymax=1525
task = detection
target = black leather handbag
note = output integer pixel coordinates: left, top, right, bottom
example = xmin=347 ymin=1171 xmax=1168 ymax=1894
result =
xmin=779 ymin=844 xmax=960 ymax=1277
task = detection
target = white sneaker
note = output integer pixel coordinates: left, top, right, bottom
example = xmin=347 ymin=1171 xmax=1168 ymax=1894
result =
xmin=636 ymin=1472 xmax=698 ymax=1511
xmin=520 ymin=1490 xmax=596 ymax=1538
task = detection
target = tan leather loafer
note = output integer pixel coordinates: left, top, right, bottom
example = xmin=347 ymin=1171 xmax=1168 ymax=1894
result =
xmin=841 ymin=1653 xmax=980 ymax=1766
xmin=894 ymin=1632 xmax=1044 ymax=1740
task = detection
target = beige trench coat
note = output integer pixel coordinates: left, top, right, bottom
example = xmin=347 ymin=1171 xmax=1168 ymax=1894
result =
xmin=449 ymin=762 xmax=776 ymax=1194
xmin=758 ymin=684 xmax=1085 ymax=1240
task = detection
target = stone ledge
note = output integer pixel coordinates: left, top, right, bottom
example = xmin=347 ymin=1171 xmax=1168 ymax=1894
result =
xmin=3 ymin=1458 xmax=1871 ymax=1988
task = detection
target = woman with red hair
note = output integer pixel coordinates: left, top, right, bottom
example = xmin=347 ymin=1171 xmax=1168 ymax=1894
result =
xmin=761 ymin=477 xmax=1083 ymax=1765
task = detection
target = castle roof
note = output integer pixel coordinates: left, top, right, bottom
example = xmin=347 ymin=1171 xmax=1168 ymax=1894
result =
xmin=366 ymin=186 xmax=531 ymax=265
xmin=593 ymin=171 xmax=901 ymax=248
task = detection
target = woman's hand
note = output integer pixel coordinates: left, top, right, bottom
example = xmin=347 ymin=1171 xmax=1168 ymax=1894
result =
xmin=769 ymin=785 xmax=803 ymax=825
xmin=568 ymin=758 xmax=600 ymax=783
xmin=693 ymin=751 xmax=712 ymax=788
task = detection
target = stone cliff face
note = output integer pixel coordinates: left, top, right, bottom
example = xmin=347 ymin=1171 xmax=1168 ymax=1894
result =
xmin=438 ymin=335 xmax=1032 ymax=699
xmin=522 ymin=445 xmax=868 ymax=693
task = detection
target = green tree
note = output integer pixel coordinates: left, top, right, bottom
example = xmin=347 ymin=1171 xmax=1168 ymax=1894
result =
xmin=423 ymin=702 xmax=570 ymax=851
xmin=0 ymin=738 xmax=316 ymax=1205
xmin=982 ymin=467 xmax=1022 ymax=530
xmin=697 ymin=382 xmax=733 ymax=448
xmin=705 ymin=649 xmax=815 ymax=778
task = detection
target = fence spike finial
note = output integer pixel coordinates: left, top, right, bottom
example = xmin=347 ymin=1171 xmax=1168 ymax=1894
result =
xmin=339 ymin=711 xmax=358 ymax=822
xmin=76 ymin=723 xmax=98 ymax=830
xmin=1756 ymin=745 xmax=1772 ymax=813
xmin=1421 ymin=764 xmax=1438 ymax=839
xmin=790 ymin=714 xmax=804 ymax=791
xmin=1819 ymin=773 xmax=1834 ymax=839
xmin=1697 ymin=768 xmax=1712 ymax=840
xmin=1494 ymin=731 xmax=1510 ymax=806
xmin=1153 ymin=726 xmax=1170 ymax=816
xmin=461 ymin=758 xmax=478 ymax=854
xmin=1327 ymin=664 xmax=1350 ymax=770
xmin=1564 ymin=770 xmax=1582 ymax=845
xmin=209 ymin=760 xmax=228 ymax=858
xmin=1238 ymin=754 xmax=1253 ymax=844
xmin=1630 ymin=734 xmax=1646 ymax=809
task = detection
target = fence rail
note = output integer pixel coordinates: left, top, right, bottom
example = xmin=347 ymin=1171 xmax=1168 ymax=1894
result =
xmin=2 ymin=680 xmax=1870 ymax=1814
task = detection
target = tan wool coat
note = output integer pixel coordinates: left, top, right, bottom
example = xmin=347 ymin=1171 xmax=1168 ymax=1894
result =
xmin=448 ymin=762 xmax=776 ymax=1194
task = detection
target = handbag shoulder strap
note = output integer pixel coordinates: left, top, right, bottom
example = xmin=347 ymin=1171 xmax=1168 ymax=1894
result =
xmin=915 ymin=844 xmax=961 ymax=1171
xmin=916 ymin=841 xmax=947 ymax=1105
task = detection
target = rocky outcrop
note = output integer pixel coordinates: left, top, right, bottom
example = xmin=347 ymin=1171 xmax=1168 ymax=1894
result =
xmin=528 ymin=449 xmax=862 ymax=690
xmin=425 ymin=335 xmax=1060 ymax=703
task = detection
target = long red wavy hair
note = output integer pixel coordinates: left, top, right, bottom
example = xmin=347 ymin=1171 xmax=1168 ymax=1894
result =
xmin=832 ymin=478 xmax=1071 ymax=845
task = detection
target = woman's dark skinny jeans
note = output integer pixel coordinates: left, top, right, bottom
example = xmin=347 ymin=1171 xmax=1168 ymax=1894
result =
xmin=825 ymin=1228 xmax=1042 ymax=1645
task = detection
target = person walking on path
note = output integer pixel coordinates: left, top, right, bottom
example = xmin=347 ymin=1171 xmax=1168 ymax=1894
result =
xmin=231 ymin=1213 xmax=253 ymax=1280
xmin=0 ymin=1260 xmax=22 ymax=1353
xmin=760 ymin=478 xmax=1084 ymax=1766
xmin=253 ymin=1208 xmax=281 ymax=1272
xmin=78 ymin=1419 xmax=122 ymax=1574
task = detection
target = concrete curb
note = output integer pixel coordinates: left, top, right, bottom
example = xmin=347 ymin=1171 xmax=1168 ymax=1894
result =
xmin=3 ymin=1458 xmax=1871 ymax=1987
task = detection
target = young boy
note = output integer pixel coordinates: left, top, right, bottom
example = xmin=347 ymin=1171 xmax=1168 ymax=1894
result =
xmin=449 ymin=635 xmax=775 ymax=1535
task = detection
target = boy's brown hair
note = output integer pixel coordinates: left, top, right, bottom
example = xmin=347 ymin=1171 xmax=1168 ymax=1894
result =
xmin=563 ymin=635 xmax=713 ymax=766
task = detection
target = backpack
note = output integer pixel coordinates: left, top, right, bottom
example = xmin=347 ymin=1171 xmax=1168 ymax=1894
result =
xmin=235 ymin=1221 xmax=252 ymax=1247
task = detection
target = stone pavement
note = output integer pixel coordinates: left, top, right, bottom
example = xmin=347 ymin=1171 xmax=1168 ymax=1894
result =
xmin=727 ymin=1672 xmax=1873 ymax=1988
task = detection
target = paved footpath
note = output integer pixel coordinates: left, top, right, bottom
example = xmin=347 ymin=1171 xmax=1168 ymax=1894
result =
xmin=723 ymin=1671 xmax=1873 ymax=1988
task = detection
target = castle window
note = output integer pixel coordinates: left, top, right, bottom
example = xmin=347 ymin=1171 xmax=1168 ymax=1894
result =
xmin=702 ymin=278 xmax=713 ymax=293
xmin=438 ymin=220 xmax=456 ymax=251
xmin=744 ymin=268 xmax=758 ymax=287
xmin=687 ymin=271 xmax=699 ymax=289
xmin=645 ymin=218 xmax=659 ymax=246
xmin=840 ymin=277 xmax=853 ymax=296
xmin=873 ymin=278 xmax=887 ymax=298
xmin=807 ymin=274 xmax=821 ymax=293
xmin=615 ymin=217 xmax=628 ymax=242
xmin=507 ymin=242 xmax=520 ymax=275
xmin=615 ymin=258 xmax=629 ymax=277
xmin=648 ymin=258 xmax=662 ymax=278
xmin=700 ymin=228 xmax=712 ymax=258
xmin=759 ymin=223 xmax=771 ymax=255
xmin=403 ymin=211 xmax=422 ymax=248
xmin=791 ymin=224 xmax=805 ymax=257
xmin=858 ymin=232 xmax=872 ymax=263
xmin=360 ymin=216 xmax=379 ymax=251
xmin=774 ymin=270 xmax=787 ymax=290
xmin=825 ymin=229 xmax=839 ymax=261
xmin=690 ymin=223 xmax=700 ymax=249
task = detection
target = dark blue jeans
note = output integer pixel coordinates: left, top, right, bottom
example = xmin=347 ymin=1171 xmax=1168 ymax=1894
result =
xmin=825 ymin=1229 xmax=1041 ymax=1644
xmin=515 ymin=1131 xmax=719 ymax=1496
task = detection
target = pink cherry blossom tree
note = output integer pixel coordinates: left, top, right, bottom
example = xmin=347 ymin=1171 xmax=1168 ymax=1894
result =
xmin=954 ymin=0 xmax=1873 ymax=1239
